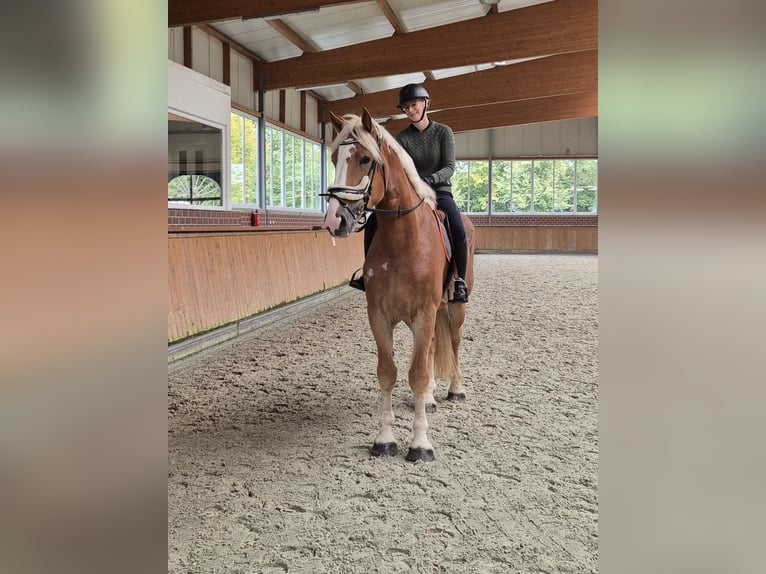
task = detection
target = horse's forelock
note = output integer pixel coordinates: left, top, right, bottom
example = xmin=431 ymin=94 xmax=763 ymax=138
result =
xmin=330 ymin=114 xmax=436 ymax=209
xmin=329 ymin=115 xmax=382 ymax=164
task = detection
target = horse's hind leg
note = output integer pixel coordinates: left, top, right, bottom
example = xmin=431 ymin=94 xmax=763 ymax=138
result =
xmin=447 ymin=304 xmax=467 ymax=401
xmin=368 ymin=314 xmax=398 ymax=457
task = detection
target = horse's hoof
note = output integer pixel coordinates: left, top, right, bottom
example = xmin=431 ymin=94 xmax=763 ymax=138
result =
xmin=370 ymin=442 xmax=398 ymax=457
xmin=447 ymin=392 xmax=466 ymax=402
xmin=425 ymin=403 xmax=437 ymax=414
xmin=405 ymin=448 xmax=435 ymax=463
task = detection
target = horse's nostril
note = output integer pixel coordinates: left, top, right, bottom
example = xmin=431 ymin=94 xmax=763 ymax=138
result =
xmin=338 ymin=215 xmax=346 ymax=230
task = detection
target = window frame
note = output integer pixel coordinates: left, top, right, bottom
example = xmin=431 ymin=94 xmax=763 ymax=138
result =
xmin=229 ymin=109 xmax=260 ymax=208
xmin=263 ymin=121 xmax=323 ymax=213
xmin=453 ymin=157 xmax=598 ymax=215
xmin=168 ymin=108 xmax=228 ymax=210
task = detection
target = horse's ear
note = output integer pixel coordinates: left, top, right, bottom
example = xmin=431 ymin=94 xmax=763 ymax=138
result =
xmin=329 ymin=111 xmax=344 ymax=134
xmin=361 ymin=108 xmax=377 ymax=138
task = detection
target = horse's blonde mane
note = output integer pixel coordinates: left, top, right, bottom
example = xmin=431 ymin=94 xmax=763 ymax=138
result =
xmin=330 ymin=114 xmax=436 ymax=209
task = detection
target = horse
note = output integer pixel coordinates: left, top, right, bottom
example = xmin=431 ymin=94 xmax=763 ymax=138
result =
xmin=322 ymin=108 xmax=475 ymax=463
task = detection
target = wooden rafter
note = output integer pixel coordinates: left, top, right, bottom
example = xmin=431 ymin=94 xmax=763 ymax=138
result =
xmin=255 ymin=0 xmax=597 ymax=91
xmin=383 ymin=92 xmax=598 ymax=135
xmin=323 ymin=50 xmax=598 ymax=119
xmin=169 ymin=0 xmax=365 ymax=28
xmin=266 ymin=19 xmax=319 ymax=53
xmin=375 ymin=0 xmax=406 ymax=34
xmin=346 ymin=81 xmax=365 ymax=95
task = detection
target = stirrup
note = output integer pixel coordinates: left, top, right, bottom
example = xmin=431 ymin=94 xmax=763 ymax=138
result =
xmin=348 ymin=268 xmax=365 ymax=292
xmin=450 ymin=277 xmax=468 ymax=303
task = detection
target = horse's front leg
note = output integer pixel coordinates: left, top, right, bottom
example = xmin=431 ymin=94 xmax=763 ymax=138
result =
xmin=368 ymin=314 xmax=398 ymax=457
xmin=406 ymin=312 xmax=438 ymax=463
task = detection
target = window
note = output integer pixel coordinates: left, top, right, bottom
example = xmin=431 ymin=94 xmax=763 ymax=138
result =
xmin=168 ymin=114 xmax=223 ymax=205
xmin=512 ymin=161 xmax=533 ymax=212
xmin=230 ymin=112 xmax=259 ymax=206
xmin=553 ymin=160 xmax=575 ymax=213
xmin=490 ymin=160 xmax=512 ymax=213
xmin=305 ymin=142 xmax=322 ymax=211
xmin=454 ymin=159 xmax=597 ymax=214
xmin=452 ymin=161 xmax=488 ymax=213
xmin=168 ymin=175 xmax=222 ymax=206
xmin=263 ymin=123 xmax=323 ymax=211
xmin=576 ymin=159 xmax=598 ymax=213
xmin=265 ymin=125 xmax=283 ymax=207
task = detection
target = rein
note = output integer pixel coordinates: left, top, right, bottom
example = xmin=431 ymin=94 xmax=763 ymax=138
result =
xmin=366 ymin=195 xmax=425 ymax=217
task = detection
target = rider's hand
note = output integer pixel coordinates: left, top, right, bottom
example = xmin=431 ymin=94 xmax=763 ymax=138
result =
xmin=422 ymin=175 xmax=435 ymax=187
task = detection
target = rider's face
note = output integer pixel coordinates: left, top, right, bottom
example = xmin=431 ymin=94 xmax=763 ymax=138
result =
xmin=401 ymin=99 xmax=426 ymax=121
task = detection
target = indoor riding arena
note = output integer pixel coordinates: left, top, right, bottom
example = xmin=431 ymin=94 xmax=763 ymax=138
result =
xmin=169 ymin=253 xmax=597 ymax=573
xmin=168 ymin=1 xmax=597 ymax=572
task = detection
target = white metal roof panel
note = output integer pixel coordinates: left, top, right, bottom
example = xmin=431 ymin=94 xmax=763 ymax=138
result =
xmin=309 ymin=84 xmax=358 ymax=101
xmin=497 ymin=0 xmax=555 ymax=12
xmin=390 ymin=0 xmax=488 ymax=33
xmin=212 ymin=19 xmax=302 ymax=61
xmin=356 ymin=72 xmax=427 ymax=95
xmin=286 ymin=3 xmax=394 ymax=51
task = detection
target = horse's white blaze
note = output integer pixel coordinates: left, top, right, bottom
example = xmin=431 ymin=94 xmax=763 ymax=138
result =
xmin=374 ymin=389 xmax=396 ymax=445
xmin=332 ymin=144 xmax=354 ymax=188
xmin=323 ymin=197 xmax=343 ymax=233
xmin=381 ymin=262 xmax=388 ymax=271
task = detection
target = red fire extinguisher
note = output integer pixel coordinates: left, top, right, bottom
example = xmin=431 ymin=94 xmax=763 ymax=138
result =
xmin=252 ymin=209 xmax=260 ymax=226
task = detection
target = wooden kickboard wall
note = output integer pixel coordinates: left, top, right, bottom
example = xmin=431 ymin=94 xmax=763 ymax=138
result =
xmin=168 ymin=225 xmax=596 ymax=342
xmin=168 ymin=230 xmax=363 ymax=342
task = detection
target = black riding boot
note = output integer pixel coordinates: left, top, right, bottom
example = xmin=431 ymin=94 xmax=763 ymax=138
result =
xmin=451 ymin=238 xmax=469 ymax=303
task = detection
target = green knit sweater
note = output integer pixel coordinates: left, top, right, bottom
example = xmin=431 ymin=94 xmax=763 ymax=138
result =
xmin=395 ymin=120 xmax=455 ymax=188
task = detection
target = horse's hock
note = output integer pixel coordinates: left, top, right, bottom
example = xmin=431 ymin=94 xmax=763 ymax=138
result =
xmin=168 ymin=253 xmax=598 ymax=573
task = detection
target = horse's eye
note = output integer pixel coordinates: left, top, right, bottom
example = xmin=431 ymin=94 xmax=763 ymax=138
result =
xmin=360 ymin=156 xmax=371 ymax=165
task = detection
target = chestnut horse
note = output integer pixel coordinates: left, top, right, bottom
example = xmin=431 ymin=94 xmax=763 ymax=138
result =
xmin=322 ymin=109 xmax=475 ymax=463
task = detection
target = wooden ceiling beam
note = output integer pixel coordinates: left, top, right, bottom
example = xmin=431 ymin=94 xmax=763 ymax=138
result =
xmin=346 ymin=81 xmax=365 ymax=95
xmin=375 ymin=0 xmax=406 ymax=34
xmin=382 ymin=91 xmax=598 ymax=135
xmin=323 ymin=50 xmax=597 ymax=119
xmin=256 ymin=0 xmax=596 ymax=91
xmin=169 ymin=0 xmax=364 ymax=28
xmin=266 ymin=19 xmax=319 ymax=53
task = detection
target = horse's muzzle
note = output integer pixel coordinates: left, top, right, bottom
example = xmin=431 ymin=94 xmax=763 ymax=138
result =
xmin=323 ymin=196 xmax=363 ymax=238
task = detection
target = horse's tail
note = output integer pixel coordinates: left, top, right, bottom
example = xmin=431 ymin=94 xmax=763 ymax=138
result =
xmin=434 ymin=216 xmax=470 ymax=388
xmin=433 ymin=304 xmax=460 ymax=381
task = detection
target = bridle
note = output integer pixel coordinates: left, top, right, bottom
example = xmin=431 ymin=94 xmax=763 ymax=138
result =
xmin=321 ymin=136 xmax=426 ymax=232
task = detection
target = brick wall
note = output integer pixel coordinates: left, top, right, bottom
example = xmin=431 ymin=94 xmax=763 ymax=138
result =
xmin=168 ymin=208 xmax=250 ymax=227
xmin=168 ymin=208 xmax=597 ymax=229
xmin=466 ymin=214 xmax=598 ymax=226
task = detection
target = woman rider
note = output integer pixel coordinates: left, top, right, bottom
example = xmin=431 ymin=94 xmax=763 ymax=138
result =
xmin=349 ymin=83 xmax=469 ymax=303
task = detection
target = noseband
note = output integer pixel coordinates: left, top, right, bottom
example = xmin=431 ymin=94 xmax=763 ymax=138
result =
xmin=321 ymin=137 xmax=425 ymax=230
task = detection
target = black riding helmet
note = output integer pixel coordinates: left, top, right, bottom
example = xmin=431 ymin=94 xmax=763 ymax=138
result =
xmin=397 ymin=83 xmax=430 ymax=109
